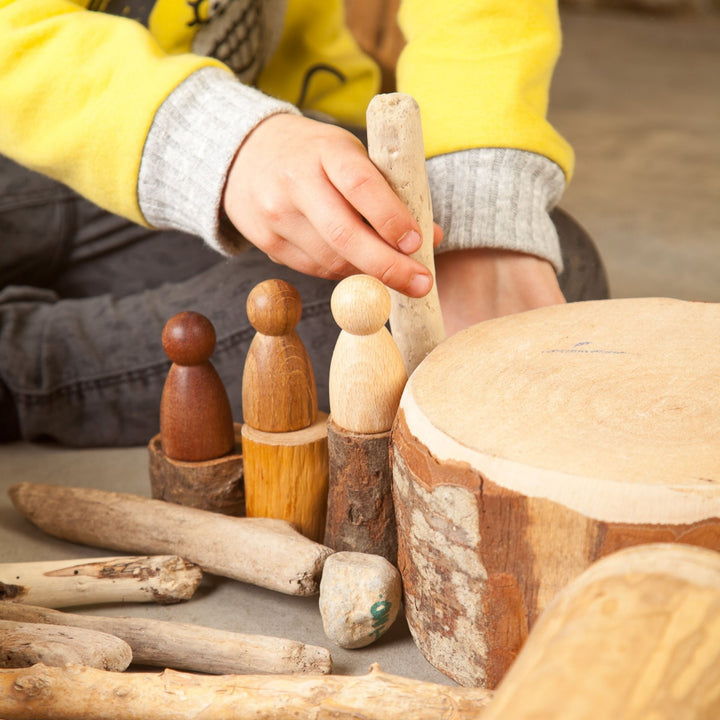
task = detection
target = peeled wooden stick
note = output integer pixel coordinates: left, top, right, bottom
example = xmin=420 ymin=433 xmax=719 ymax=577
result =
xmin=0 ymin=556 xmax=202 ymax=608
xmin=0 ymin=603 xmax=332 ymax=676
xmin=0 ymin=663 xmax=493 ymax=720
xmin=367 ymin=93 xmax=445 ymax=376
xmin=8 ymin=483 xmax=333 ymax=596
xmin=0 ymin=620 xmax=131 ymax=672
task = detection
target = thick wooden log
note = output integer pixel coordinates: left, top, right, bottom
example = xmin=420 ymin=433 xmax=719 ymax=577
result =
xmin=483 ymin=543 xmax=720 ymax=719
xmin=8 ymin=483 xmax=333 ymax=596
xmin=242 ymin=414 xmax=329 ymax=543
xmin=0 ymin=663 xmax=493 ymax=720
xmin=0 ymin=556 xmax=202 ymax=608
xmin=0 ymin=604 xmax=332 ymax=676
xmin=367 ymin=93 xmax=445 ymax=376
xmin=325 ymin=421 xmax=397 ymax=563
xmin=392 ymin=298 xmax=720 ymax=687
xmin=148 ymin=425 xmax=245 ymax=516
xmin=0 ymin=620 xmax=131 ymax=672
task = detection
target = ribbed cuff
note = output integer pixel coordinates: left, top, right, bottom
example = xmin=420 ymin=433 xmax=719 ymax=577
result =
xmin=427 ymin=148 xmax=566 ymax=273
xmin=138 ymin=66 xmax=301 ymax=255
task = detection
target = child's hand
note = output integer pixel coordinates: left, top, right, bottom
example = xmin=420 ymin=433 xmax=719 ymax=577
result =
xmin=223 ymin=113 xmax=437 ymax=297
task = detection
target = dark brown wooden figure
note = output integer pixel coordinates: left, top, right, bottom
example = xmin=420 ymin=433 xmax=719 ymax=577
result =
xmin=159 ymin=311 xmax=234 ymax=462
xmin=242 ymin=279 xmax=318 ymax=432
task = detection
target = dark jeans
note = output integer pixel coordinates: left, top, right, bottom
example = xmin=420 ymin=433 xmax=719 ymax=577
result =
xmin=0 ymin=156 xmax=608 ymax=446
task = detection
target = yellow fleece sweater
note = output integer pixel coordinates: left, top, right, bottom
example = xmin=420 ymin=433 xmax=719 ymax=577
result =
xmin=0 ymin=0 xmax=572 ymax=227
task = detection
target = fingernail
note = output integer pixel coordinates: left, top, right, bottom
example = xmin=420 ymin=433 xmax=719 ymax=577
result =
xmin=408 ymin=273 xmax=432 ymax=297
xmin=398 ymin=230 xmax=422 ymax=253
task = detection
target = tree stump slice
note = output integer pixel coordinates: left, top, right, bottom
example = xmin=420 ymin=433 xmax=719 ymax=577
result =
xmin=149 ymin=423 xmax=244 ymax=516
xmin=392 ymin=297 xmax=720 ymax=688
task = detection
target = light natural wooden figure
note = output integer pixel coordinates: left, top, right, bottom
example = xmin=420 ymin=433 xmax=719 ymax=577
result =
xmin=241 ymin=279 xmax=328 ymax=542
xmin=9 ymin=483 xmax=333 ymax=596
xmin=367 ymin=93 xmax=445 ymax=376
xmin=325 ymin=275 xmax=407 ymax=562
xmin=0 ymin=603 xmax=332 ymax=676
xmin=0 ymin=555 xmax=202 ymax=608
xmin=149 ymin=311 xmax=244 ymax=515
xmin=392 ymin=297 xmax=720 ymax=688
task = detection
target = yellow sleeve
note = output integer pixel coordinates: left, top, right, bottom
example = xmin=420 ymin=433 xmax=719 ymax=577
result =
xmin=0 ymin=0 xmax=226 ymax=223
xmin=397 ymin=0 xmax=574 ymax=180
xmin=257 ymin=0 xmax=380 ymax=127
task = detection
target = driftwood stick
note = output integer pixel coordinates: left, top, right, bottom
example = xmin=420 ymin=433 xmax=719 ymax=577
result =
xmin=0 ymin=621 xmax=131 ymax=672
xmin=8 ymin=483 xmax=333 ymax=596
xmin=0 ymin=663 xmax=493 ymax=720
xmin=0 ymin=603 xmax=332 ymax=676
xmin=0 ymin=556 xmax=202 ymax=608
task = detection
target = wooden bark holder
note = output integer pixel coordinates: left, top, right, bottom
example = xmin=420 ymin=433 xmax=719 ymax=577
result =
xmin=392 ymin=297 xmax=720 ymax=688
xmin=148 ymin=423 xmax=244 ymax=516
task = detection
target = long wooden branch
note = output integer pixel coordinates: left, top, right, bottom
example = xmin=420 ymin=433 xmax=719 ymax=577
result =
xmin=8 ymin=483 xmax=333 ymax=596
xmin=0 ymin=556 xmax=202 ymax=608
xmin=0 ymin=663 xmax=493 ymax=720
xmin=0 ymin=621 xmax=131 ymax=672
xmin=0 ymin=603 xmax=332 ymax=676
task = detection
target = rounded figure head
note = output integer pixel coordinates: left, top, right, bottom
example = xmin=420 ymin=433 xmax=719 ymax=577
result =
xmin=247 ymin=279 xmax=302 ymax=336
xmin=162 ymin=311 xmax=216 ymax=366
xmin=331 ymin=275 xmax=391 ymax=336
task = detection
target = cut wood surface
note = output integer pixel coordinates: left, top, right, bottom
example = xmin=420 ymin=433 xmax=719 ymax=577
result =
xmin=393 ymin=298 xmax=720 ymax=687
xmin=483 ymin=543 xmax=720 ymax=719
xmin=8 ymin=483 xmax=333 ymax=596
xmin=0 ymin=663 xmax=493 ymax=720
xmin=367 ymin=93 xmax=445 ymax=376
xmin=0 ymin=620 xmax=131 ymax=672
xmin=0 ymin=604 xmax=332 ymax=676
xmin=0 ymin=555 xmax=202 ymax=608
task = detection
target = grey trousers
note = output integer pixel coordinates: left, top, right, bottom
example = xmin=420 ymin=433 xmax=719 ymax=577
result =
xmin=0 ymin=155 xmax=608 ymax=446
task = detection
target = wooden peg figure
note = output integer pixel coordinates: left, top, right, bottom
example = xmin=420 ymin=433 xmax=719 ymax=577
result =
xmin=160 ymin=311 xmax=235 ymax=461
xmin=148 ymin=311 xmax=244 ymax=517
xmin=329 ymin=274 xmax=407 ymax=434
xmin=325 ymin=275 xmax=407 ymax=563
xmin=241 ymin=279 xmax=329 ymax=542
xmin=242 ymin=279 xmax=318 ymax=432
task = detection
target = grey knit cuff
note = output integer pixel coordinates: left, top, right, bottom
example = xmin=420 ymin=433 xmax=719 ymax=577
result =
xmin=138 ymin=66 xmax=300 ymax=255
xmin=427 ymin=148 xmax=566 ymax=273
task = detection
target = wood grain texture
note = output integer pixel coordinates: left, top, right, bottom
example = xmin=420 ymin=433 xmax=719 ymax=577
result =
xmin=242 ymin=279 xmax=318 ymax=433
xmin=160 ymin=311 xmax=235 ymax=462
xmin=366 ymin=93 xmax=445 ymax=376
xmin=0 ymin=555 xmax=201 ymax=609
xmin=148 ymin=423 xmax=245 ymax=516
xmin=242 ymin=414 xmax=329 ymax=543
xmin=0 ymin=604 xmax=332 ymax=676
xmin=392 ymin=298 xmax=720 ymax=687
xmin=0 ymin=663 xmax=493 ymax=720
xmin=0 ymin=621 xmax=131 ymax=672
xmin=8 ymin=483 xmax=332 ymax=596
xmin=484 ymin=543 xmax=720 ymax=719
xmin=325 ymin=420 xmax=397 ymax=563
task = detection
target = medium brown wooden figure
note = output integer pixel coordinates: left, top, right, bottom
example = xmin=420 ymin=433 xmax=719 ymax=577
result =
xmin=325 ymin=275 xmax=407 ymax=563
xmin=242 ymin=279 xmax=317 ymax=432
xmin=148 ymin=311 xmax=244 ymax=516
xmin=241 ymin=279 xmax=329 ymax=543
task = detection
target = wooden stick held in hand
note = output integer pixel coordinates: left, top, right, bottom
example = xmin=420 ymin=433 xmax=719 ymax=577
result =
xmin=0 ymin=556 xmax=202 ymax=608
xmin=8 ymin=483 xmax=333 ymax=596
xmin=0 ymin=603 xmax=332 ymax=676
xmin=367 ymin=93 xmax=445 ymax=376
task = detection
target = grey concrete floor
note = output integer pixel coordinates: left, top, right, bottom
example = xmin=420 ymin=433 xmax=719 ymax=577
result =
xmin=552 ymin=8 xmax=720 ymax=301
xmin=1 ymin=8 xmax=717 ymax=688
